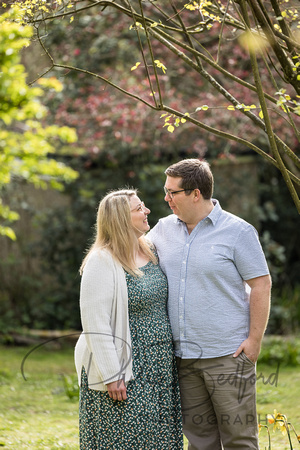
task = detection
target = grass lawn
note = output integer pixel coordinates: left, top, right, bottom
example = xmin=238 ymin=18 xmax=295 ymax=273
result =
xmin=0 ymin=343 xmax=78 ymax=449
xmin=0 ymin=343 xmax=299 ymax=449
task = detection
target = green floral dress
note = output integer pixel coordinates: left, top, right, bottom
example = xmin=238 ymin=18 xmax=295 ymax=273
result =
xmin=79 ymin=261 xmax=183 ymax=449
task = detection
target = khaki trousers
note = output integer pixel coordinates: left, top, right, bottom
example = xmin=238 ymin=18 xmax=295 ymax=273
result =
xmin=176 ymin=353 xmax=259 ymax=450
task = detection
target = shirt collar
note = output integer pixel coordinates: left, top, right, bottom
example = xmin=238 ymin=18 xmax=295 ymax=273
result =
xmin=207 ymin=199 xmax=222 ymax=226
xmin=176 ymin=198 xmax=222 ymax=226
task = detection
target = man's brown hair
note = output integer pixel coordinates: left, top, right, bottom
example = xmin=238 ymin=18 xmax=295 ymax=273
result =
xmin=165 ymin=159 xmax=214 ymax=200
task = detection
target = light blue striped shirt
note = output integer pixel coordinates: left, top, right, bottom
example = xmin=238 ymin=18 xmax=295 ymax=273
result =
xmin=148 ymin=200 xmax=270 ymax=359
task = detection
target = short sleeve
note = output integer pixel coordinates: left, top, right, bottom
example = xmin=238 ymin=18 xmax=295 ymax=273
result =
xmin=233 ymin=225 xmax=270 ymax=280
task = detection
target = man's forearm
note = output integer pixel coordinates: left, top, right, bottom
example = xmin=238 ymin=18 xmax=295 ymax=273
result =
xmin=248 ymin=275 xmax=272 ymax=345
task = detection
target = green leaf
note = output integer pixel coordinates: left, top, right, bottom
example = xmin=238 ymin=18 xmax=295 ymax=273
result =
xmin=0 ymin=9 xmax=78 ymax=240
xmin=0 ymin=225 xmax=16 ymax=241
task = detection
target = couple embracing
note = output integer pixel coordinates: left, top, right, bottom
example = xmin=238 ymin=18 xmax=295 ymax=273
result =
xmin=75 ymin=158 xmax=271 ymax=450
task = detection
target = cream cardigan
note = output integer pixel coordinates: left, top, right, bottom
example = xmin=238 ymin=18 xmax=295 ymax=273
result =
xmin=74 ymin=249 xmax=133 ymax=391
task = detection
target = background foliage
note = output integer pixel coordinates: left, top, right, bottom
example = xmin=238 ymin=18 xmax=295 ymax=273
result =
xmin=7 ymin=0 xmax=300 ymax=207
xmin=0 ymin=9 xmax=78 ymax=240
xmin=0 ymin=3 xmax=299 ymax=335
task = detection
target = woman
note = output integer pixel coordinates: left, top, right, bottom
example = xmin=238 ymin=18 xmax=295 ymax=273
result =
xmin=75 ymin=189 xmax=183 ymax=449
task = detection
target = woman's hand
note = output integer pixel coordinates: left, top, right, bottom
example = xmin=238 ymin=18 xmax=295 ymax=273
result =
xmin=106 ymin=379 xmax=127 ymax=401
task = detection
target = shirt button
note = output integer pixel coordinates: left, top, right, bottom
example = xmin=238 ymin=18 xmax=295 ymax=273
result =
xmin=180 ymin=297 xmax=183 ymax=301
xmin=181 ymin=279 xmax=185 ymax=282
xmin=183 ymin=261 xmax=186 ymax=264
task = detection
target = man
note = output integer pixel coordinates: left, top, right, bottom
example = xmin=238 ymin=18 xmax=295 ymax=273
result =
xmin=148 ymin=159 xmax=271 ymax=450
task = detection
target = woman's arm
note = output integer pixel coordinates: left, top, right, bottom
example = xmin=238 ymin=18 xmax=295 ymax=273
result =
xmin=80 ymin=250 xmax=124 ymax=387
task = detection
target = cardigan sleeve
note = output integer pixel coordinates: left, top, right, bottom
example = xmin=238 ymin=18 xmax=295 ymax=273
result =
xmin=79 ymin=250 xmax=124 ymax=385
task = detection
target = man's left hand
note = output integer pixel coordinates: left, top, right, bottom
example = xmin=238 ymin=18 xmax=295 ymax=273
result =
xmin=233 ymin=337 xmax=261 ymax=363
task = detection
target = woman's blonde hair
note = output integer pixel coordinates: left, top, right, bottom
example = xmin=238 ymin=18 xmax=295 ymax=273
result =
xmin=80 ymin=189 xmax=157 ymax=276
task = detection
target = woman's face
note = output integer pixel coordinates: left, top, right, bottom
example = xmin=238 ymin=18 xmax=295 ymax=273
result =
xmin=130 ymin=195 xmax=150 ymax=237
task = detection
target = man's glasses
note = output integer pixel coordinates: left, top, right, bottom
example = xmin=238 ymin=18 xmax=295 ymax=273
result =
xmin=164 ymin=187 xmax=194 ymax=199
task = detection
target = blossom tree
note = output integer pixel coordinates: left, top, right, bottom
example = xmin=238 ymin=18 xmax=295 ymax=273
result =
xmin=5 ymin=0 xmax=300 ymax=211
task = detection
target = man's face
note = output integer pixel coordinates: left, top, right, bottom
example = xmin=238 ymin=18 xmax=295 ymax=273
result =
xmin=164 ymin=176 xmax=194 ymax=222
